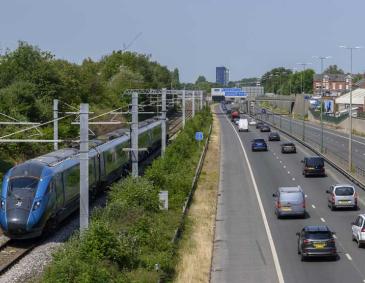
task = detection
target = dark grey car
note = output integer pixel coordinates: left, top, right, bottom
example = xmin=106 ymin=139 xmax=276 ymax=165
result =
xmin=297 ymin=226 xmax=337 ymax=261
xmin=273 ymin=186 xmax=306 ymax=218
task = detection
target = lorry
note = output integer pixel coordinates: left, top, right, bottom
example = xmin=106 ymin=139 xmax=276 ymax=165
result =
xmin=238 ymin=118 xmax=248 ymax=132
xmin=231 ymin=111 xmax=240 ymax=121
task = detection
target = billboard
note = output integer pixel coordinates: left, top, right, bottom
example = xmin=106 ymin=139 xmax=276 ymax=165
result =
xmin=324 ymin=99 xmax=334 ymax=113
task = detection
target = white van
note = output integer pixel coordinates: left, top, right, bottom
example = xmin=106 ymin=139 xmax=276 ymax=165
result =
xmin=238 ymin=118 xmax=248 ymax=132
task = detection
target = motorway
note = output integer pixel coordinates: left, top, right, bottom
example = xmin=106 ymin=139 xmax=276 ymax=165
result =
xmin=211 ymin=105 xmax=365 ymax=283
xmin=259 ymin=111 xmax=365 ymax=174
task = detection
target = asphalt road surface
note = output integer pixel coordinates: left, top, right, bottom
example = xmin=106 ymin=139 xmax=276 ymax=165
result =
xmin=259 ymin=110 xmax=365 ymax=174
xmin=211 ymin=105 xmax=365 ymax=283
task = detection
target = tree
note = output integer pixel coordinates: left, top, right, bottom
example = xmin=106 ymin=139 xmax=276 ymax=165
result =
xmin=323 ymin=65 xmax=344 ymax=74
xmin=195 ymin=75 xmax=207 ymax=84
xmin=171 ymin=68 xmax=180 ymax=89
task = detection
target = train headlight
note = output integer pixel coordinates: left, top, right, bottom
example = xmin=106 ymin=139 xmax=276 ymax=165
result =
xmin=33 ymin=200 xmax=41 ymax=211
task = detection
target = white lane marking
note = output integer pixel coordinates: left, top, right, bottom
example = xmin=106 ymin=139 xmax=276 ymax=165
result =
xmin=311 ymin=204 xmax=316 ymax=209
xmin=227 ymin=116 xmax=285 ymax=283
xmin=320 ymin=217 xmax=326 ymax=222
xmin=287 ymin=171 xmax=290 ymax=174
xmin=292 ymin=177 xmax=295 ymax=181
xmin=346 ymin=253 xmax=352 ymax=261
xmin=279 ymin=160 xmax=282 ymax=163
xmin=273 ymin=152 xmax=276 ymax=155
xmin=305 ymin=194 xmax=308 ymax=198
xmin=276 ymin=156 xmax=279 ymax=159
xmin=283 ymin=165 xmax=286 ymax=168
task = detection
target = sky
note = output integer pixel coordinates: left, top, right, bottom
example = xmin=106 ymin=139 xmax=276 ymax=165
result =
xmin=1 ymin=0 xmax=365 ymax=83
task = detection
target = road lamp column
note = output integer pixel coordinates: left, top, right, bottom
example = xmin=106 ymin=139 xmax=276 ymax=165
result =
xmin=340 ymin=45 xmax=363 ymax=172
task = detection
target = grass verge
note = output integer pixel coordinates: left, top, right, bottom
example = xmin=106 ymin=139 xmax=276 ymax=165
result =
xmin=173 ymin=106 xmax=220 ymax=283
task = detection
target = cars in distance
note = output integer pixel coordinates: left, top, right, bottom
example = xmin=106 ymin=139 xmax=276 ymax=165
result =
xmin=233 ymin=117 xmax=239 ymax=125
xmin=251 ymin=138 xmax=268 ymax=152
xmin=297 ymin=225 xmax=337 ymax=261
xmin=249 ymin=119 xmax=256 ymax=125
xmin=260 ymin=125 xmax=271 ymax=132
xmin=238 ymin=118 xmax=248 ymax=132
xmin=326 ymin=184 xmax=358 ymax=210
xmin=302 ymin=156 xmax=325 ymax=177
xmin=256 ymin=122 xmax=265 ymax=129
xmin=268 ymin=132 xmax=280 ymax=141
xmin=273 ymin=186 xmax=305 ymax=218
xmin=351 ymin=214 xmax=365 ymax=248
xmin=281 ymin=142 xmax=296 ymax=153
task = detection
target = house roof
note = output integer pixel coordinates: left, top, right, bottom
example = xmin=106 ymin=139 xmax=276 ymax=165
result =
xmin=313 ymin=74 xmax=347 ymax=82
xmin=335 ymin=88 xmax=365 ymax=105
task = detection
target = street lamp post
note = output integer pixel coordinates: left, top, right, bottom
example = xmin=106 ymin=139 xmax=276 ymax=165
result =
xmin=340 ymin=45 xmax=363 ymax=172
xmin=313 ymin=56 xmax=331 ymax=153
xmin=297 ymin=62 xmax=312 ymax=141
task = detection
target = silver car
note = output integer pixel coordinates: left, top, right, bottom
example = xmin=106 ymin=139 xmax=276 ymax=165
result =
xmin=352 ymin=214 xmax=365 ymax=248
xmin=273 ymin=186 xmax=306 ymax=218
xmin=326 ymin=184 xmax=358 ymax=210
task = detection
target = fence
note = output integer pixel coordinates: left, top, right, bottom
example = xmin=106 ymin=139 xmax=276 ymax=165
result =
xmin=309 ymin=108 xmax=349 ymax=124
xmin=258 ymin=111 xmax=365 ymax=188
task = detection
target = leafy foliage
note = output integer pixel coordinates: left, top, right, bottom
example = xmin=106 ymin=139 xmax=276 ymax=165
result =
xmin=42 ymin=108 xmax=212 ymax=283
xmin=0 ymin=42 xmax=177 ymax=169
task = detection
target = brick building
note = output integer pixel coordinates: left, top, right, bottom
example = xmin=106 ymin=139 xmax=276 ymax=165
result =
xmin=313 ymin=74 xmax=349 ymax=96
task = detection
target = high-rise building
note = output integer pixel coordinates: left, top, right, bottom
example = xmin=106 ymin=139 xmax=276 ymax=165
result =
xmin=216 ymin=66 xmax=229 ymax=86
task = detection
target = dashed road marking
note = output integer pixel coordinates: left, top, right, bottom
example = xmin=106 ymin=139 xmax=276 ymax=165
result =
xmin=305 ymin=194 xmax=307 ymax=198
xmin=292 ymin=177 xmax=295 ymax=181
xmin=311 ymin=204 xmax=316 ymax=209
xmin=283 ymin=165 xmax=286 ymax=168
xmin=276 ymin=156 xmax=279 ymax=159
xmin=346 ymin=253 xmax=352 ymax=261
xmin=287 ymin=171 xmax=290 ymax=174
xmin=320 ymin=217 xmax=326 ymax=222
xmin=279 ymin=160 xmax=282 ymax=163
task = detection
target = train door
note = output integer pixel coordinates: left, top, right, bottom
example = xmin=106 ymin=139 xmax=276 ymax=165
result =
xmin=54 ymin=173 xmax=65 ymax=220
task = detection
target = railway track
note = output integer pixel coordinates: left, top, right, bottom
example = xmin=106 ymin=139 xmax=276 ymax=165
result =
xmin=0 ymin=236 xmax=35 ymax=274
xmin=0 ymin=113 xmax=189 ymax=276
xmin=168 ymin=112 xmax=192 ymax=138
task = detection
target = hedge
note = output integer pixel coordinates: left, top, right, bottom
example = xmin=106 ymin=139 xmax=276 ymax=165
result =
xmin=42 ymin=107 xmax=212 ymax=283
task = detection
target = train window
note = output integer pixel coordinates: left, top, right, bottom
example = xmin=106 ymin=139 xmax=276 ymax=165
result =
xmin=63 ymin=166 xmax=79 ymax=201
xmin=89 ymin=158 xmax=95 ymax=185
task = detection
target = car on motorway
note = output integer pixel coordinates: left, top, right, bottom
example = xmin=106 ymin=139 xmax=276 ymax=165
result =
xmin=297 ymin=225 xmax=337 ymax=261
xmin=302 ymin=156 xmax=325 ymax=177
xmin=273 ymin=186 xmax=306 ymax=218
xmin=281 ymin=142 xmax=296 ymax=153
xmin=351 ymin=214 xmax=365 ymax=248
xmin=249 ymin=119 xmax=256 ymax=125
xmin=326 ymin=184 xmax=358 ymax=210
xmin=268 ymin=132 xmax=280 ymax=141
xmin=256 ymin=122 xmax=265 ymax=129
xmin=238 ymin=118 xmax=248 ymax=132
xmin=260 ymin=125 xmax=271 ymax=132
xmin=251 ymin=138 xmax=268 ymax=151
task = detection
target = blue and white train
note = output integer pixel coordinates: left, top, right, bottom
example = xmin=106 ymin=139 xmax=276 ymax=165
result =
xmin=0 ymin=118 xmax=164 ymax=239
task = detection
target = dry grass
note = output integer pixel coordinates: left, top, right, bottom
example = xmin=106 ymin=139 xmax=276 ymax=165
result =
xmin=173 ymin=106 xmax=220 ymax=283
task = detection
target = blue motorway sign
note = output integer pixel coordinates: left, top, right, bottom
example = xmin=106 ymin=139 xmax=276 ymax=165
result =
xmin=223 ymin=88 xmax=247 ymax=97
xmin=195 ymin=131 xmax=204 ymax=141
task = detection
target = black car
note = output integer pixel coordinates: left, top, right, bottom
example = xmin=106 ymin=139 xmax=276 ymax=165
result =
xmin=256 ymin=122 xmax=265 ymax=129
xmin=251 ymin=138 xmax=268 ymax=151
xmin=260 ymin=125 xmax=271 ymax=132
xmin=268 ymin=132 xmax=280 ymax=141
xmin=297 ymin=225 xmax=337 ymax=261
xmin=281 ymin=142 xmax=296 ymax=153
xmin=302 ymin=156 xmax=325 ymax=177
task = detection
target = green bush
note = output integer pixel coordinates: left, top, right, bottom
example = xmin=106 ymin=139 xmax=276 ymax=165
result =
xmin=42 ymin=108 xmax=212 ymax=282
